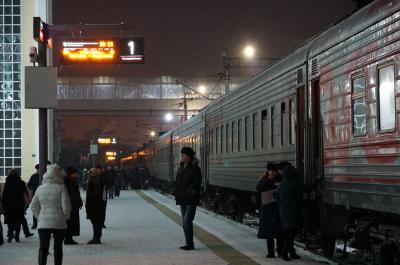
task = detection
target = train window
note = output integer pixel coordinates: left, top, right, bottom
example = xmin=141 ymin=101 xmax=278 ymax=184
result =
xmin=352 ymin=76 xmax=367 ymax=135
xmin=216 ymin=127 xmax=219 ymax=154
xmin=208 ymin=129 xmax=211 ymax=155
xmin=232 ymin=121 xmax=236 ymax=152
xmin=210 ymin=129 xmax=214 ymax=154
xmin=289 ymin=99 xmax=296 ymax=144
xmin=261 ymin=110 xmax=267 ymax=149
xmin=245 ymin=116 xmax=249 ymax=151
xmin=378 ymin=65 xmax=396 ymax=131
xmin=271 ymin=106 xmax=275 ymax=148
xmin=253 ymin=112 xmax=258 ymax=150
xmin=238 ymin=118 xmax=242 ymax=152
xmin=221 ymin=125 xmax=224 ymax=154
xmin=226 ymin=123 xmax=230 ymax=153
xmin=281 ymin=102 xmax=285 ymax=146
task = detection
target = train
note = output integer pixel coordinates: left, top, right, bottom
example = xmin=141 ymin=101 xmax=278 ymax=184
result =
xmin=126 ymin=0 xmax=400 ymax=263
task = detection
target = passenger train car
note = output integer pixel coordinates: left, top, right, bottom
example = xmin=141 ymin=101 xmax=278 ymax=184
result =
xmin=130 ymin=1 xmax=400 ymax=261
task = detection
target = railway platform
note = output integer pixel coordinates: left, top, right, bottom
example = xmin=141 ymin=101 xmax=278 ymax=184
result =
xmin=0 ymin=190 xmax=326 ymax=265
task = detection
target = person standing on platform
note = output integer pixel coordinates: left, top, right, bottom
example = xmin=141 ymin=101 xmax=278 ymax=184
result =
xmin=64 ymin=166 xmax=83 ymax=245
xmin=2 ymin=169 xmax=26 ymax=243
xmin=21 ymin=182 xmax=34 ymax=238
xmin=86 ymin=168 xmax=106 ymax=244
xmin=95 ymin=165 xmax=108 ymax=228
xmin=30 ymin=164 xmax=71 ymax=265
xmin=174 ymin=147 xmax=202 ymax=251
xmin=114 ymin=166 xmax=121 ymax=197
xmin=256 ymin=162 xmax=282 ymax=258
xmin=106 ymin=166 xmax=116 ymax=199
xmin=27 ymin=164 xmax=40 ymax=229
xmin=138 ymin=165 xmax=150 ymax=190
xmin=276 ymin=162 xmax=301 ymax=261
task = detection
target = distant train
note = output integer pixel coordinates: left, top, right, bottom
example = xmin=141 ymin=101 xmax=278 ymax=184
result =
xmin=127 ymin=0 xmax=400 ymax=262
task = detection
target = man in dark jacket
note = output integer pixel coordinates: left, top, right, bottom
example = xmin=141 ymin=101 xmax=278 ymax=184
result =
xmin=257 ymin=162 xmax=282 ymax=258
xmin=276 ymin=162 xmax=301 ymax=261
xmin=64 ymin=166 xmax=83 ymax=244
xmin=27 ymin=164 xmax=40 ymax=229
xmin=174 ymin=147 xmax=202 ymax=251
xmin=96 ymin=165 xmax=108 ymax=228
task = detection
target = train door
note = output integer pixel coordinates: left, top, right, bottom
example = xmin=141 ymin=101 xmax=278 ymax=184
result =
xmin=311 ymin=79 xmax=323 ymax=182
xmin=296 ymin=86 xmax=305 ymax=178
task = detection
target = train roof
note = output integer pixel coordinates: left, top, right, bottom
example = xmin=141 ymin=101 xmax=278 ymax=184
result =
xmin=309 ymin=0 xmax=400 ymax=58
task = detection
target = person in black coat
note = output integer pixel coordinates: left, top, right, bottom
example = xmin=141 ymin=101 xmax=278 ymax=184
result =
xmin=27 ymin=164 xmax=40 ymax=229
xmin=85 ymin=168 xmax=106 ymax=244
xmin=64 ymin=166 xmax=83 ymax=245
xmin=257 ymin=162 xmax=282 ymax=258
xmin=276 ymin=162 xmax=301 ymax=261
xmin=174 ymin=147 xmax=202 ymax=251
xmin=2 ymin=170 xmax=26 ymax=243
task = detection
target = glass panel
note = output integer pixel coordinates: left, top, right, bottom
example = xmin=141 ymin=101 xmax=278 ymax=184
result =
xmin=271 ymin=106 xmax=275 ymax=147
xmin=238 ymin=119 xmax=242 ymax=152
xmin=245 ymin=116 xmax=249 ymax=151
xmin=353 ymin=97 xmax=367 ymax=135
xmin=352 ymin=76 xmax=366 ymax=94
xmin=290 ymin=100 xmax=296 ymax=144
xmin=261 ymin=110 xmax=267 ymax=149
xmin=378 ymin=65 xmax=395 ymax=131
xmin=226 ymin=123 xmax=229 ymax=153
xmin=215 ymin=127 xmax=219 ymax=154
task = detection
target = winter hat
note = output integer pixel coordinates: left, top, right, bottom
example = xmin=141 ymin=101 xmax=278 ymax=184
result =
xmin=43 ymin=164 xmax=64 ymax=183
xmin=65 ymin=166 xmax=78 ymax=175
xmin=266 ymin=162 xmax=278 ymax=171
xmin=181 ymin=147 xmax=195 ymax=158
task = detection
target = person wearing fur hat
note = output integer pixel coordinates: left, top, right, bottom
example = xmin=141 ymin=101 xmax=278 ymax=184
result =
xmin=64 ymin=166 xmax=83 ymax=245
xmin=174 ymin=146 xmax=202 ymax=251
xmin=30 ymin=164 xmax=71 ymax=265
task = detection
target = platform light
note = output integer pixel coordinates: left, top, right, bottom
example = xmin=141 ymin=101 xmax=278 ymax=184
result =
xmin=198 ymin=85 xmax=207 ymax=94
xmin=243 ymin=45 xmax=255 ymax=59
xmin=150 ymin=131 xmax=156 ymax=137
xmin=98 ymin=138 xmax=111 ymax=144
xmin=106 ymin=151 xmax=117 ymax=156
xmin=165 ymin=113 xmax=173 ymax=122
xmin=107 ymin=156 xmax=116 ymax=161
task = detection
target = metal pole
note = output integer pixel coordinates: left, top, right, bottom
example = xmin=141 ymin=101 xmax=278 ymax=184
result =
xmin=224 ymin=67 xmax=230 ymax=94
xmin=183 ymin=93 xmax=188 ymax=122
xmin=38 ymin=33 xmax=48 ymax=184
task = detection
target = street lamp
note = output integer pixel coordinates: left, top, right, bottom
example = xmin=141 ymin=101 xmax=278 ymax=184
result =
xmin=243 ymin=45 xmax=255 ymax=59
xmin=198 ymin=85 xmax=207 ymax=94
xmin=165 ymin=113 xmax=173 ymax=122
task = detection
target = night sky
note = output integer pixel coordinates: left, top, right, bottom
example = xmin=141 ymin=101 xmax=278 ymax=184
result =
xmin=53 ymin=0 xmax=358 ymax=164
xmin=54 ymin=0 xmax=357 ymax=77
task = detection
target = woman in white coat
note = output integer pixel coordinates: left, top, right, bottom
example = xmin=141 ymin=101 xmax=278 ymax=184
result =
xmin=31 ymin=164 xmax=71 ymax=265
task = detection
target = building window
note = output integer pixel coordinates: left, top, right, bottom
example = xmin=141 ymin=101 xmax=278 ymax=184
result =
xmin=271 ymin=106 xmax=275 ymax=147
xmin=0 ymin=1 xmax=21 ymax=177
xmin=261 ymin=110 xmax=267 ymax=149
xmin=378 ymin=65 xmax=396 ymax=131
xmin=238 ymin=118 xmax=242 ymax=152
xmin=289 ymin=99 xmax=296 ymax=144
xmin=281 ymin=102 xmax=285 ymax=146
xmin=253 ymin=112 xmax=258 ymax=150
xmin=226 ymin=123 xmax=230 ymax=153
xmin=352 ymin=76 xmax=367 ymax=135
xmin=245 ymin=116 xmax=249 ymax=151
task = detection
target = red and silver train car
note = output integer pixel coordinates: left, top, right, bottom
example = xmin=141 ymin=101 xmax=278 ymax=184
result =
xmin=133 ymin=0 xmax=400 ymax=261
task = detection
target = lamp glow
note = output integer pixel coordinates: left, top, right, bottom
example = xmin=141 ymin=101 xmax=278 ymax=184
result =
xmin=165 ymin=113 xmax=173 ymax=122
xmin=198 ymin=85 xmax=206 ymax=94
xmin=243 ymin=45 xmax=255 ymax=58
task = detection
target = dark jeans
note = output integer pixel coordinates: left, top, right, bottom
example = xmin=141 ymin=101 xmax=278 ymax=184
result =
xmin=33 ymin=216 xmax=38 ymax=227
xmin=21 ymin=216 xmax=31 ymax=236
xmin=38 ymin=229 xmax=65 ymax=265
xmin=282 ymin=228 xmax=297 ymax=257
xmin=180 ymin=205 xmax=197 ymax=247
xmin=90 ymin=218 xmax=103 ymax=240
xmin=7 ymin=221 xmax=21 ymax=239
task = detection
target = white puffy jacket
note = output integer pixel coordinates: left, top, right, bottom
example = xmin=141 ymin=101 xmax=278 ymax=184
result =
xmin=30 ymin=164 xmax=71 ymax=229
